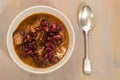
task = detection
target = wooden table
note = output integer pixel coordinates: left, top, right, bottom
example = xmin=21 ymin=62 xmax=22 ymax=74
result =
xmin=0 ymin=0 xmax=120 ymax=80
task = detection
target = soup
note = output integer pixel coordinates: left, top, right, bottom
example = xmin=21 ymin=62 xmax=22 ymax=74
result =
xmin=13 ymin=13 xmax=69 ymax=68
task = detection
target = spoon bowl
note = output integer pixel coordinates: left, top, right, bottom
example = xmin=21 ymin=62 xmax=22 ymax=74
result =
xmin=78 ymin=4 xmax=94 ymax=32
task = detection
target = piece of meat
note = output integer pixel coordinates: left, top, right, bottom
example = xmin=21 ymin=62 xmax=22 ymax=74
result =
xmin=25 ymin=25 xmax=31 ymax=33
xmin=33 ymin=19 xmax=41 ymax=27
xmin=56 ymin=46 xmax=66 ymax=59
xmin=36 ymin=32 xmax=42 ymax=41
xmin=30 ymin=25 xmax=35 ymax=33
xmin=59 ymin=31 xmax=64 ymax=39
xmin=37 ymin=46 xmax=45 ymax=56
xmin=13 ymin=32 xmax=23 ymax=45
xmin=58 ymin=31 xmax=66 ymax=46
xmin=30 ymin=19 xmax=41 ymax=32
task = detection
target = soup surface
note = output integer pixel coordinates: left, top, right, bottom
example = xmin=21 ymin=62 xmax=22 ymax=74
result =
xmin=13 ymin=13 xmax=69 ymax=68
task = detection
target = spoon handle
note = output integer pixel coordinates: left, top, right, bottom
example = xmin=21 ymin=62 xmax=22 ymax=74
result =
xmin=84 ymin=32 xmax=91 ymax=74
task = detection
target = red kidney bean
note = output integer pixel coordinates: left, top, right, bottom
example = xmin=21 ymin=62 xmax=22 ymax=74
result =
xmin=34 ymin=50 xmax=37 ymax=54
xmin=30 ymin=41 xmax=36 ymax=46
xmin=27 ymin=50 xmax=33 ymax=54
xmin=36 ymin=27 xmax=42 ymax=31
xmin=48 ymin=53 xmax=53 ymax=61
xmin=33 ymin=56 xmax=38 ymax=60
xmin=26 ymin=34 xmax=32 ymax=42
xmin=28 ymin=43 xmax=32 ymax=48
xmin=44 ymin=53 xmax=49 ymax=59
xmin=58 ymin=25 xmax=64 ymax=32
xmin=24 ymin=44 xmax=29 ymax=48
xmin=24 ymin=39 xmax=27 ymax=43
xmin=45 ymin=41 xmax=52 ymax=47
xmin=49 ymin=33 xmax=54 ymax=36
xmin=46 ymin=47 xmax=53 ymax=51
xmin=44 ymin=26 xmax=50 ymax=32
xmin=25 ymin=48 xmax=29 ymax=51
xmin=53 ymin=34 xmax=62 ymax=40
xmin=49 ymin=51 xmax=54 ymax=55
xmin=51 ymin=28 xmax=59 ymax=33
xmin=30 ymin=32 xmax=37 ymax=37
xmin=41 ymin=21 xmax=48 ymax=26
xmin=29 ymin=32 xmax=34 ymax=37
xmin=51 ymin=44 xmax=56 ymax=51
xmin=51 ymin=57 xmax=59 ymax=63
xmin=47 ymin=37 xmax=54 ymax=41
xmin=33 ymin=54 xmax=39 ymax=60
xmin=52 ymin=40 xmax=57 ymax=46
xmin=21 ymin=31 xmax=26 ymax=38
xmin=52 ymin=23 xmax=56 ymax=29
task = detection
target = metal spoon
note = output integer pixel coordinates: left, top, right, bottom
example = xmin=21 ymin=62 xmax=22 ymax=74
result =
xmin=78 ymin=3 xmax=94 ymax=74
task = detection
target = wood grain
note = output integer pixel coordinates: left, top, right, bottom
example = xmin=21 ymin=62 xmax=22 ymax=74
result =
xmin=0 ymin=0 xmax=120 ymax=80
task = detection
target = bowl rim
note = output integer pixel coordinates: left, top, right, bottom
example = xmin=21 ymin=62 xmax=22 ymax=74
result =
xmin=7 ymin=6 xmax=75 ymax=74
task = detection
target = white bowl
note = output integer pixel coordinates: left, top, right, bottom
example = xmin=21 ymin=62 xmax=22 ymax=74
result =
xmin=7 ymin=6 xmax=75 ymax=74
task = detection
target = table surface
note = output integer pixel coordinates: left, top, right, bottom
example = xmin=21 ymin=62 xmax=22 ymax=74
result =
xmin=0 ymin=0 xmax=120 ymax=80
